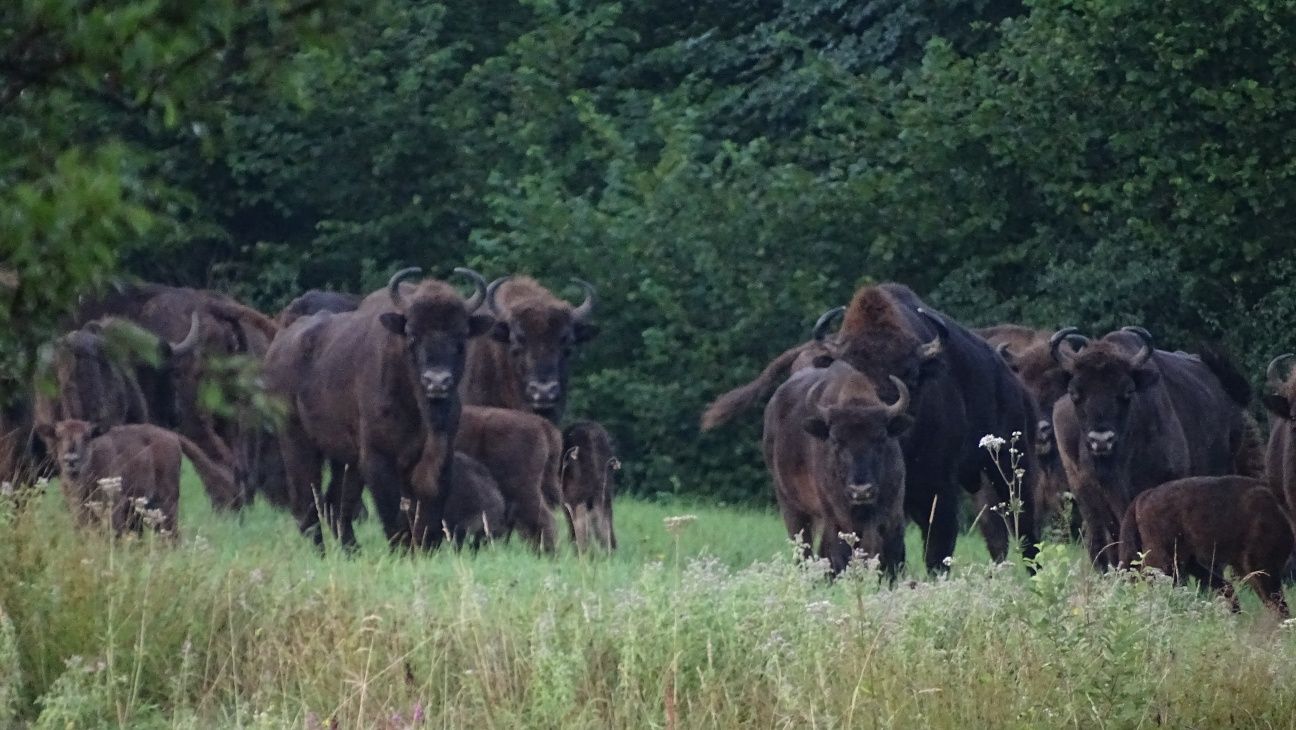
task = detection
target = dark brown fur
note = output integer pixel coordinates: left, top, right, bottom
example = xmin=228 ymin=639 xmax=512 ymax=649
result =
xmin=1263 ymin=361 xmax=1296 ymax=515
xmin=455 ymin=406 xmax=562 ymax=552
xmin=461 ymin=276 xmax=597 ymax=422
xmin=429 ymin=452 xmax=507 ymax=550
xmin=561 ymin=420 xmax=618 ymax=552
xmin=700 ymin=340 xmax=833 ymax=431
xmin=1118 ymin=476 xmax=1292 ymax=616
xmin=763 ymin=362 xmax=911 ymax=579
xmin=276 ymin=290 xmax=361 ymax=328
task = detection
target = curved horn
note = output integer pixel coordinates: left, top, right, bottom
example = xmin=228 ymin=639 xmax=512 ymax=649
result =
xmin=486 ymin=276 xmax=511 ymax=316
xmin=1267 ymin=354 xmax=1296 ymax=389
xmin=1049 ymin=327 xmax=1087 ymax=366
xmin=995 ymin=342 xmax=1013 ymax=364
xmin=1121 ymin=325 xmax=1154 ymax=368
xmin=170 ymin=311 xmax=202 ymax=357
xmin=570 ymin=278 xmax=596 ymax=322
xmin=884 ymin=375 xmax=910 ymax=420
xmin=915 ymin=308 xmax=946 ymax=360
xmin=387 ymin=267 xmax=422 ymax=311
xmin=812 ymin=306 xmax=845 ymax=342
xmin=805 ymin=378 xmax=828 ymax=413
xmin=453 ymin=267 xmax=488 ymax=313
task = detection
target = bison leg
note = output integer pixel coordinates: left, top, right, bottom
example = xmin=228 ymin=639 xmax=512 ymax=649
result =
xmin=324 ymin=460 xmax=364 ymax=552
xmin=972 ymin=486 xmax=1010 ymax=563
xmin=780 ymin=508 xmax=815 ymax=561
xmin=916 ymin=491 xmax=960 ymax=574
xmin=879 ymin=523 xmax=906 ymax=585
xmin=1241 ymin=560 xmax=1290 ymax=618
xmin=1186 ymin=562 xmax=1240 ymax=612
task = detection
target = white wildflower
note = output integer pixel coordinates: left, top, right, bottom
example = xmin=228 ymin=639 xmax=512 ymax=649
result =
xmin=663 ymin=514 xmax=697 ymax=537
xmin=979 ymin=434 xmax=1006 ymax=450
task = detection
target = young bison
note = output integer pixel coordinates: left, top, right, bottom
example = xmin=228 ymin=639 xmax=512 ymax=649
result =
xmin=413 ymin=452 xmax=506 ymax=550
xmin=561 ymin=420 xmax=619 ymax=552
xmin=1118 ymin=475 xmax=1292 ymax=616
xmin=40 ymin=420 xmax=239 ymax=535
xmin=456 ymin=406 xmax=562 ymax=552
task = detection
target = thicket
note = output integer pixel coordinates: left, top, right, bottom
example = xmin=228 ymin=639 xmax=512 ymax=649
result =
xmin=6 ymin=0 xmax=1296 ymax=501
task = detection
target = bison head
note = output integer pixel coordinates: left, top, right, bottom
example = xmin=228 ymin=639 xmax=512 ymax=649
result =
xmin=37 ymin=419 xmax=102 ymax=481
xmin=1052 ymin=326 xmax=1158 ymax=459
xmin=1264 ymin=353 xmax=1296 ymax=425
xmin=379 ymin=267 xmax=493 ymax=402
xmin=997 ymin=341 xmax=1073 ymax=457
xmin=804 ymin=375 xmax=912 ymax=507
xmin=486 ymin=277 xmax=598 ymax=419
xmin=813 ymin=291 xmax=944 ymax=403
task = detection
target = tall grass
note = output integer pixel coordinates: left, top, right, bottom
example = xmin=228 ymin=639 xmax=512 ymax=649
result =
xmin=0 ymin=472 xmax=1294 ymax=728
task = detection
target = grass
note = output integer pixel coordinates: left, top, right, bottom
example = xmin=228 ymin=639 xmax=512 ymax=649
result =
xmin=0 ymin=469 xmax=1294 ymax=728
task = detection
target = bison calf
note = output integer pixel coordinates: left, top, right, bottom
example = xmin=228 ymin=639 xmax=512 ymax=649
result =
xmin=456 ymin=406 xmax=562 ymax=552
xmin=425 ymin=452 xmax=507 ymax=550
xmin=561 ymin=420 xmax=618 ymax=552
xmin=40 ymin=420 xmax=239 ymax=535
xmin=1118 ymin=475 xmax=1292 ymax=616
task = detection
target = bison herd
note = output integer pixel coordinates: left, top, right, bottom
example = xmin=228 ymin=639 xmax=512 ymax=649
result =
xmin=704 ymin=282 xmax=1296 ymax=615
xmin=0 ymin=269 xmax=617 ymax=556
xmin=3 ymin=270 xmax=1295 ymax=615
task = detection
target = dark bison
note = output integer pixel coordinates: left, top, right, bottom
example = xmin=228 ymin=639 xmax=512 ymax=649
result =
xmin=455 ymin=405 xmax=562 ymax=552
xmin=763 ymin=363 xmax=911 ymax=578
xmin=975 ymin=324 xmax=1079 ymax=556
xmin=1264 ymin=354 xmax=1296 ymax=514
xmin=429 ymin=452 xmax=507 ymax=550
xmin=276 ymin=290 xmax=362 ymax=328
xmin=1118 ymin=475 xmax=1291 ymax=616
xmin=1051 ymin=327 xmax=1261 ymax=569
xmin=264 ymin=267 xmax=492 ymax=549
xmin=40 ymin=419 xmax=240 ymax=533
xmin=1 ymin=393 xmax=44 ymax=486
xmin=460 ymin=276 xmax=598 ymax=422
xmin=560 ymin=420 xmax=619 ymax=552
xmin=814 ymin=284 xmax=1041 ymax=572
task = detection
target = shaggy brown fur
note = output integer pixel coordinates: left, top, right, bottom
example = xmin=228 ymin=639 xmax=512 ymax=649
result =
xmin=700 ymin=340 xmax=835 ymax=431
xmin=460 ymin=276 xmax=597 ymax=423
xmin=455 ymin=405 xmax=562 ymax=552
xmin=1118 ymin=476 xmax=1292 ymax=616
xmin=1263 ymin=357 xmax=1296 ymax=515
xmin=276 ymin=290 xmax=361 ymax=328
xmin=418 ymin=452 xmax=506 ymax=551
xmin=560 ymin=420 xmax=618 ymax=552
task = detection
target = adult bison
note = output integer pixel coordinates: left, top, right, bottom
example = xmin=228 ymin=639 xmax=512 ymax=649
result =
xmin=764 ymin=362 xmax=911 ymax=579
xmin=1050 ymin=327 xmax=1261 ymax=569
xmin=814 ymin=284 xmax=1042 ymax=572
xmin=460 ymin=276 xmax=598 ymax=422
xmin=1263 ymin=354 xmax=1296 ymax=514
xmin=264 ymin=267 xmax=492 ymax=549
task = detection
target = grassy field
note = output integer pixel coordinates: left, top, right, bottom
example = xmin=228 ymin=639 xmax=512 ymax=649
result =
xmin=1 ymin=471 xmax=1295 ymax=728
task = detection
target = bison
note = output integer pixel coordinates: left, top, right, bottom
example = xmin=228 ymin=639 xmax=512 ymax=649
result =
xmin=560 ymin=420 xmax=619 ymax=552
xmin=1263 ymin=354 xmax=1296 ymax=515
xmin=430 ymin=452 xmax=507 ymax=550
xmin=460 ymin=276 xmax=597 ymax=422
xmin=264 ymin=267 xmax=492 ymax=549
xmin=1051 ymin=327 xmax=1261 ymax=569
xmin=39 ymin=419 xmax=240 ymax=533
xmin=276 ymin=290 xmax=362 ymax=329
xmin=763 ymin=363 xmax=911 ymax=578
xmin=1118 ymin=475 xmax=1291 ymax=616
xmin=814 ymin=285 xmax=1042 ymax=572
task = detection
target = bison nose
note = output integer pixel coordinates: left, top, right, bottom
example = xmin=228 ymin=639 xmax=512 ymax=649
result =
xmin=1086 ymin=430 xmax=1116 ymax=456
xmin=1035 ymin=420 xmax=1054 ymax=455
xmin=421 ymin=369 xmax=454 ymax=398
xmin=847 ymin=483 xmax=878 ymax=505
xmin=525 ymin=380 xmax=561 ymax=406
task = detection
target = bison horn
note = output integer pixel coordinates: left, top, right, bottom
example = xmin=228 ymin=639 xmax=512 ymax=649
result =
xmin=387 ymin=267 xmax=422 ymax=311
xmin=1121 ymin=325 xmax=1154 ymax=368
xmin=884 ymin=375 xmax=910 ymax=419
xmin=1049 ymin=327 xmax=1086 ymax=367
xmin=453 ymin=267 xmax=488 ymax=313
xmin=170 ymin=311 xmax=202 ymax=357
xmin=1268 ymin=353 xmax=1296 ymax=389
xmin=915 ymin=308 xmax=946 ymax=361
xmin=486 ymin=276 xmax=511 ymax=316
xmin=812 ymin=306 xmax=845 ymax=342
xmin=570 ymin=278 xmax=596 ymax=322
xmin=805 ymin=378 xmax=828 ymax=413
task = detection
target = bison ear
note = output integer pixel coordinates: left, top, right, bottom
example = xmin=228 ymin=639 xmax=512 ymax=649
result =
xmin=378 ymin=312 xmax=407 ymax=336
xmin=89 ymin=422 xmax=106 ymax=438
xmin=811 ymin=354 xmax=834 ymax=368
xmin=490 ymin=321 xmax=511 ymax=343
xmin=35 ymin=423 xmax=55 ymax=444
xmin=1263 ymin=394 xmax=1291 ymax=420
xmin=574 ymin=321 xmax=599 ymax=344
xmin=887 ymin=413 xmax=915 ymax=437
xmin=1131 ymin=367 xmax=1159 ymax=391
xmin=467 ymin=313 xmax=494 ymax=338
xmin=802 ymin=417 xmax=830 ymax=441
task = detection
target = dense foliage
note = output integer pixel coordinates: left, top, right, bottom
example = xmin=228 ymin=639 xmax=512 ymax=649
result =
xmin=6 ymin=0 xmax=1296 ymax=501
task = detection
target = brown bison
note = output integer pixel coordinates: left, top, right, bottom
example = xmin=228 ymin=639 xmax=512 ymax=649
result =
xmin=813 ymin=285 xmax=1042 ymax=572
xmin=1264 ymin=354 xmax=1296 ymax=514
xmin=264 ymin=267 xmax=492 ymax=549
xmin=276 ymin=290 xmax=362 ymax=328
xmin=455 ymin=405 xmax=563 ymax=552
xmin=431 ymin=452 xmax=507 ymax=550
xmin=39 ymin=420 xmax=240 ymax=533
xmin=460 ymin=276 xmax=598 ymax=422
xmin=763 ymin=363 xmax=911 ymax=578
xmin=1118 ymin=476 xmax=1291 ymax=616
xmin=560 ymin=420 xmax=619 ymax=552
xmin=1051 ymin=327 xmax=1261 ymax=569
